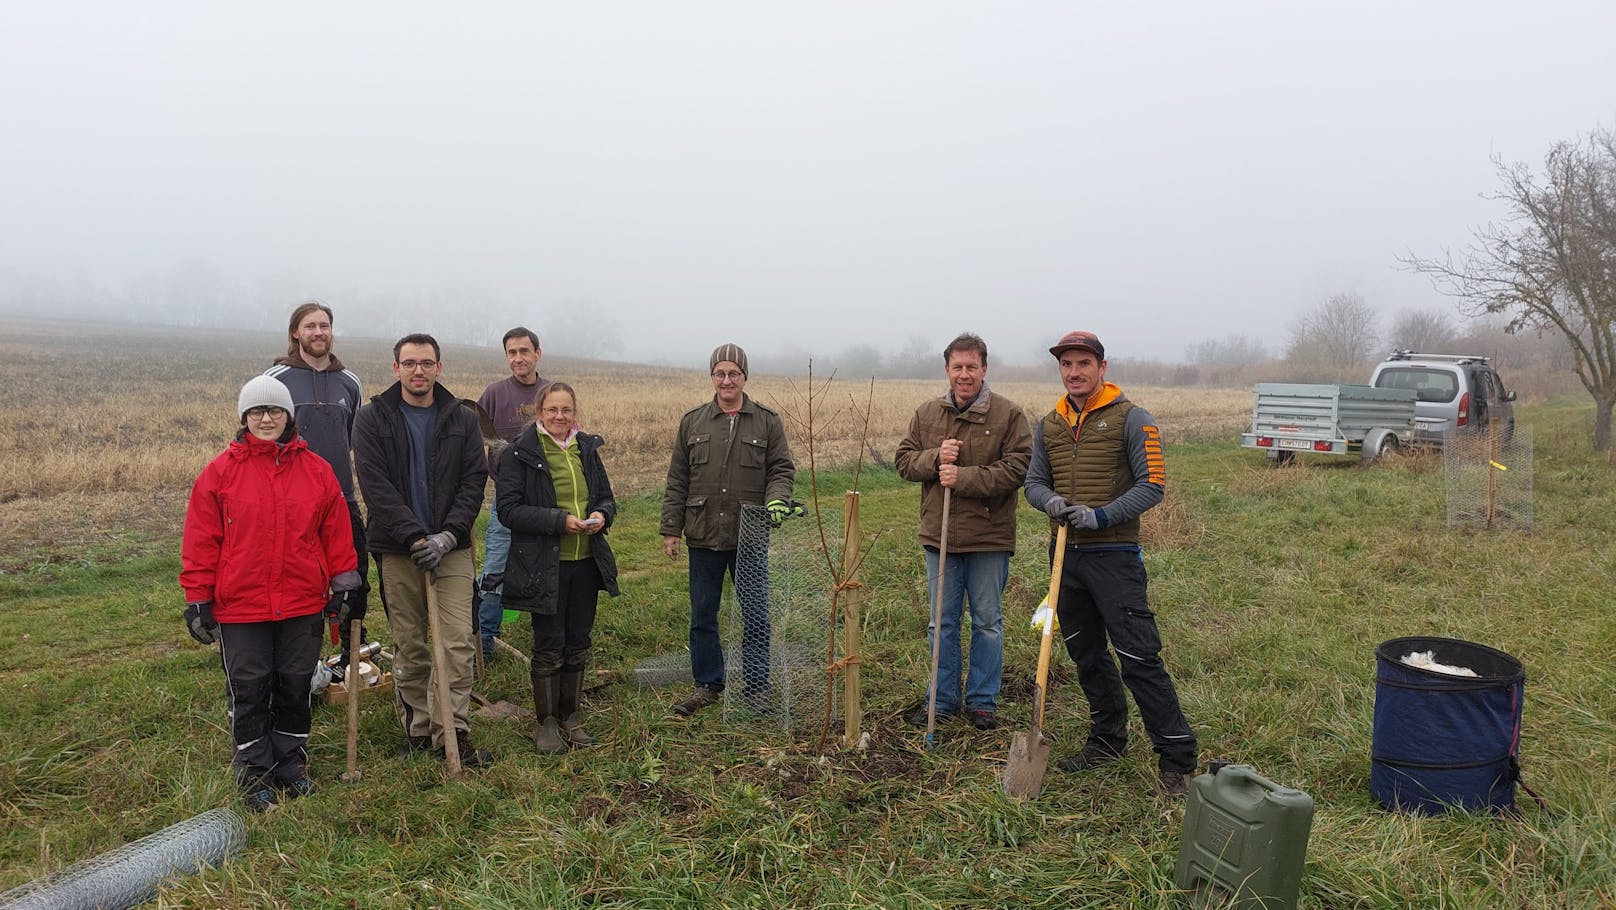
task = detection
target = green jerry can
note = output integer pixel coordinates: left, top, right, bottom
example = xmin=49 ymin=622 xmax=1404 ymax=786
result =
xmin=1172 ymin=762 xmax=1314 ymax=910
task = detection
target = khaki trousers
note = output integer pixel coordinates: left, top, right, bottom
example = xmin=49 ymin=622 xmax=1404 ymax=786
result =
xmin=378 ymin=549 xmax=476 ymax=748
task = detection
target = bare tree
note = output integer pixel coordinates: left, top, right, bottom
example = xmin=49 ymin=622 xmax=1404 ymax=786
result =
xmin=1285 ymin=292 xmax=1381 ymax=378
xmin=1404 ymin=125 xmax=1616 ymax=449
xmin=1186 ymin=333 xmax=1268 ymax=366
xmin=1387 ymin=309 xmax=1460 ymax=353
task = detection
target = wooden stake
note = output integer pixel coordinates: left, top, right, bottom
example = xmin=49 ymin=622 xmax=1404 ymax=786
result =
xmin=340 ymin=618 xmax=363 ymax=783
xmin=841 ymin=491 xmax=862 ymax=749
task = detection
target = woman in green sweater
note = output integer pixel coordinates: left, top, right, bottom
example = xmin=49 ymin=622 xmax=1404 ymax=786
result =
xmin=496 ymin=382 xmax=620 ymax=752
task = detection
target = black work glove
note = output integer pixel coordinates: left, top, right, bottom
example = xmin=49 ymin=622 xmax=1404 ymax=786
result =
xmin=410 ymin=531 xmax=456 ymax=571
xmin=324 ymin=592 xmax=346 ymax=625
xmin=184 ymin=601 xmax=219 ymax=645
xmin=337 ymin=589 xmax=367 ymax=626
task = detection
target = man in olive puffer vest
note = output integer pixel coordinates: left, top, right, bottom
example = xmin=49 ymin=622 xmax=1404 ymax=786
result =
xmin=1023 ymin=330 xmax=1197 ymax=796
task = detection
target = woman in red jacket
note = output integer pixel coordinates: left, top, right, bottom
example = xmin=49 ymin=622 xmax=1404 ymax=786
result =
xmin=181 ymin=375 xmax=360 ymax=813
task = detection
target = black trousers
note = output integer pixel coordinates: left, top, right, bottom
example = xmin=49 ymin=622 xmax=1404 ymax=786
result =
xmin=1052 ymin=545 xmax=1197 ymax=773
xmin=529 ymin=559 xmax=601 ymax=674
xmin=218 ymin=612 xmax=324 ymax=787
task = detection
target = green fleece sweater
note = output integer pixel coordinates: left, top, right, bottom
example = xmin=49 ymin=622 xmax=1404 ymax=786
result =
xmin=539 ymin=432 xmax=592 ymax=561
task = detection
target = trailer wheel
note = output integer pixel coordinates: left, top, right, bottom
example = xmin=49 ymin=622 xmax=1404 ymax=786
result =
xmin=1266 ymin=450 xmax=1295 ymax=466
xmin=1362 ymin=430 xmax=1400 ymax=465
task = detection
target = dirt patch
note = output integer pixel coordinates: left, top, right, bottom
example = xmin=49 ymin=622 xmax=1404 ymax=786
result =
xmin=580 ymin=782 xmax=703 ymax=826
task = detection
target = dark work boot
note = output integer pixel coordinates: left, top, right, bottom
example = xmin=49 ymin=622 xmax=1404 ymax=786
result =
xmin=531 ymin=672 xmax=565 ymax=754
xmin=559 ymin=669 xmax=593 ymax=747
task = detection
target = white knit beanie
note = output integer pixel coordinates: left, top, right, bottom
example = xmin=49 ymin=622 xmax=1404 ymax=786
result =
xmin=237 ymin=375 xmax=296 ymax=421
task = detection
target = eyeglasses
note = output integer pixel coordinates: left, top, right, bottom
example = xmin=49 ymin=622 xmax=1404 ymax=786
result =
xmin=541 ymin=407 xmax=576 ymax=418
xmin=398 ymin=359 xmax=438 ymax=372
xmin=711 ymin=371 xmax=744 ymax=381
xmin=245 ymin=406 xmax=287 ymax=420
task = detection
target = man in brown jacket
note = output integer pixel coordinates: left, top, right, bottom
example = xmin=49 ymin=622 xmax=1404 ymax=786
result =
xmin=895 ymin=332 xmax=1032 ymax=730
xmin=660 ymin=343 xmax=797 ymax=717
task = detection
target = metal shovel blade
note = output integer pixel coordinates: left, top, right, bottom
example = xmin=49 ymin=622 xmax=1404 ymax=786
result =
xmin=1002 ymin=728 xmax=1050 ymax=799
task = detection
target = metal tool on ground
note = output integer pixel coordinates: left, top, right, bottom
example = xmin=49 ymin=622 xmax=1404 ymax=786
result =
xmin=309 ymin=639 xmax=383 ymax=696
xmin=924 ymin=487 xmax=951 ymax=750
xmin=1003 ymin=523 xmax=1067 ymax=798
xmin=424 ymin=570 xmax=462 ymax=778
xmin=339 ymin=619 xmax=363 ymax=784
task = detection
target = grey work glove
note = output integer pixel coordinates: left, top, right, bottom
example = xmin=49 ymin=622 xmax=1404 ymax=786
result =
xmin=1041 ymin=495 xmax=1071 ymax=522
xmin=410 ymin=531 xmax=457 ymax=571
xmin=1063 ymin=503 xmax=1101 ymax=530
xmin=184 ymin=601 xmax=218 ymax=645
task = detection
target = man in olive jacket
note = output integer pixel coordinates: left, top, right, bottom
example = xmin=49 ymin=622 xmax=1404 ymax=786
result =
xmin=895 ymin=332 xmax=1032 ymax=731
xmin=1023 ymin=330 xmax=1196 ymax=795
xmin=660 ymin=343 xmax=796 ymax=717
xmin=352 ymin=333 xmax=492 ymax=768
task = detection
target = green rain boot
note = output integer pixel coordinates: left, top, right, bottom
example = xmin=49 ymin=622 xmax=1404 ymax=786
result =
xmin=531 ymin=672 xmax=566 ymax=754
xmin=559 ymin=668 xmax=593 ymax=747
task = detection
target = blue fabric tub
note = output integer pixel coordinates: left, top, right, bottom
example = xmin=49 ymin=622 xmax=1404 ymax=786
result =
xmin=1371 ymin=636 xmax=1525 ymax=815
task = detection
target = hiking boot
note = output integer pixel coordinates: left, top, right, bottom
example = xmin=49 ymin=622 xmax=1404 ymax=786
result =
xmin=243 ymin=787 xmax=280 ymax=814
xmin=672 ymin=685 xmax=721 ymax=717
xmin=905 ymin=700 xmax=958 ymax=728
xmin=282 ymin=777 xmax=317 ymax=800
xmin=967 ymin=708 xmax=998 ymax=731
xmin=395 ymin=735 xmax=432 ymax=759
xmin=743 ymin=686 xmax=777 ymax=717
xmin=440 ymin=732 xmax=494 ymax=769
xmin=1158 ymin=769 xmax=1191 ymax=797
xmin=1055 ymin=742 xmax=1126 ymax=773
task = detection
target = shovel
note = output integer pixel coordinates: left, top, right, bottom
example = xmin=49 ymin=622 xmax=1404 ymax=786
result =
xmin=1003 ymin=523 xmax=1068 ymax=799
xmin=924 ymin=488 xmax=952 ymax=750
xmin=424 ymin=571 xmax=463 ymax=778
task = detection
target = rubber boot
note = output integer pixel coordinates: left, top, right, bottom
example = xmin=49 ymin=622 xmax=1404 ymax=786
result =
xmin=559 ymin=668 xmax=593 ymax=746
xmin=531 ymin=672 xmax=565 ymax=754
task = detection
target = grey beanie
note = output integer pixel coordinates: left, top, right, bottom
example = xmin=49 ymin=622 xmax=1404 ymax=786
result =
xmin=710 ymin=343 xmax=748 ymax=376
xmin=237 ymin=375 xmax=296 ymax=421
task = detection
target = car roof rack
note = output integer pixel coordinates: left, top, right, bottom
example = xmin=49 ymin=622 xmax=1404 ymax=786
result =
xmin=1384 ymin=350 xmax=1491 ymax=365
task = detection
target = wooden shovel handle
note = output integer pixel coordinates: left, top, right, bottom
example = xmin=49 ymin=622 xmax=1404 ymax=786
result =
xmin=1031 ymin=524 xmax=1067 ymax=730
xmin=345 ymin=618 xmax=361 ymax=779
xmin=925 ymin=487 xmax=952 ymax=741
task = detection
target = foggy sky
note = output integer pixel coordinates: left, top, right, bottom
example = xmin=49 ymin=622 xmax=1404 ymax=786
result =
xmin=3 ymin=1 xmax=1614 ymax=366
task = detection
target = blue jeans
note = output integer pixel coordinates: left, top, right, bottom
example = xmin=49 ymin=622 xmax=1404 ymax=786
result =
xmin=477 ymin=501 xmax=509 ymax=655
xmin=922 ymin=548 xmax=1008 ymax=713
xmin=688 ymin=547 xmax=770 ymax=693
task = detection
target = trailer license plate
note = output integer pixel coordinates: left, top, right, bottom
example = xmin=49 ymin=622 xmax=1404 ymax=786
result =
xmin=1277 ymin=438 xmax=1312 ymax=450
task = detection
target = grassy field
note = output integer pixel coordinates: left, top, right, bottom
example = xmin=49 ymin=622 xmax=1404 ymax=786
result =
xmin=1 ymin=318 xmax=1613 ymax=908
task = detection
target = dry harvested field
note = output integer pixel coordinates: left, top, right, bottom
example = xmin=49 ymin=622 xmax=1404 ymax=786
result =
xmin=0 ymin=316 xmax=1248 ymax=572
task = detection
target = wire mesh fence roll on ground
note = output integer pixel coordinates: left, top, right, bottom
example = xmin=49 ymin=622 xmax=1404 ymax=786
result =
xmin=0 ymin=807 xmax=246 ymax=910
